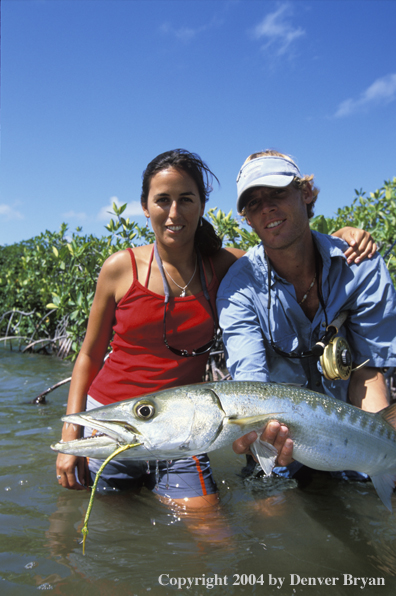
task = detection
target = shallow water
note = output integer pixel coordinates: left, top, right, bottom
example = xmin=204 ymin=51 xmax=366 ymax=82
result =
xmin=1 ymin=348 xmax=396 ymax=595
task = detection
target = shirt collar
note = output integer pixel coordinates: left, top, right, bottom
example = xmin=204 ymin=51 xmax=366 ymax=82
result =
xmin=311 ymin=230 xmax=348 ymax=273
xmin=255 ymin=231 xmax=347 ymax=285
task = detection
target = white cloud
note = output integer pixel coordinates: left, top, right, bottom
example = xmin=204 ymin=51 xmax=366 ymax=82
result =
xmin=160 ymin=14 xmax=222 ymax=42
xmin=252 ymin=2 xmax=305 ymax=56
xmin=62 ymin=210 xmax=87 ymax=220
xmin=160 ymin=22 xmax=197 ymax=42
xmin=335 ymin=73 xmax=396 ymax=118
xmin=97 ymin=197 xmax=143 ymax=221
xmin=0 ymin=204 xmax=24 ymax=221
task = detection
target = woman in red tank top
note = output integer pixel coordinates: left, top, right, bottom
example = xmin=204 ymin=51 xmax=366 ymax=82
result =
xmin=55 ymin=149 xmax=377 ymax=508
xmin=56 ymin=149 xmax=244 ymax=508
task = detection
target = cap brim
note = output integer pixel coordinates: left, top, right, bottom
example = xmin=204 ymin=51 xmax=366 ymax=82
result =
xmin=237 ymin=173 xmax=295 ymax=213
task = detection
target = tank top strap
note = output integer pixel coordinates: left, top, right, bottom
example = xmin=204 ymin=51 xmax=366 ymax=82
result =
xmin=144 ymin=245 xmax=155 ymax=288
xmin=127 ymin=247 xmax=138 ymax=281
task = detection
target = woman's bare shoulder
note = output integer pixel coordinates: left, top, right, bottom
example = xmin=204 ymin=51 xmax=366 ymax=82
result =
xmin=101 ymin=249 xmax=132 ymax=279
xmin=98 ymin=245 xmax=151 ymax=302
xmin=102 ymin=245 xmax=152 ymax=274
xmin=224 ymin=247 xmax=246 ymax=259
xmin=211 ymin=247 xmax=245 ymax=282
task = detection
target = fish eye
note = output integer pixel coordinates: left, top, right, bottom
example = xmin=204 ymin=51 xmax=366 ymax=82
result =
xmin=134 ymin=401 xmax=156 ymax=420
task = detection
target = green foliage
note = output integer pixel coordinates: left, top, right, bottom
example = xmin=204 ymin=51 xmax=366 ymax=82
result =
xmin=104 ymin=201 xmax=155 ymax=247
xmin=0 ymin=204 xmax=155 ymax=354
xmin=310 ymin=178 xmax=396 ymax=283
xmin=206 ymin=207 xmax=260 ymax=250
xmin=1 ymin=178 xmax=395 ymax=356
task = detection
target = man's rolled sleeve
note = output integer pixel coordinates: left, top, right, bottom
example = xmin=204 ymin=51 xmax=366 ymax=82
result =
xmin=217 ymin=286 xmax=270 ymax=382
xmin=345 ymin=255 xmax=396 ymax=368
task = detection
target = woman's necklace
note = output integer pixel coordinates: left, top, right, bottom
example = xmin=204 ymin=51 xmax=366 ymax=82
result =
xmin=298 ymin=272 xmax=316 ymax=305
xmin=153 ymin=242 xmax=217 ymax=357
xmin=162 ymin=256 xmax=197 ymax=297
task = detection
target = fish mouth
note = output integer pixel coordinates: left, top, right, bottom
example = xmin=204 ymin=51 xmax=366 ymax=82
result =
xmin=62 ymin=412 xmax=141 ymax=445
xmin=50 ymin=412 xmax=143 ymax=456
xmin=52 ymin=434 xmax=128 ymax=452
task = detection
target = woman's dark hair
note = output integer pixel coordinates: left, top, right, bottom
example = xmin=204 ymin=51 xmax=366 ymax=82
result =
xmin=141 ymin=149 xmax=222 ymax=257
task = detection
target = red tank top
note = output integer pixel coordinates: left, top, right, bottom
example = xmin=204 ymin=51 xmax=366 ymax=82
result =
xmin=88 ymin=247 xmax=219 ymax=405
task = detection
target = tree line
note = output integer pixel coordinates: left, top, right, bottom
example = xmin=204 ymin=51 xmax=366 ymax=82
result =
xmin=0 ymin=178 xmax=395 ymax=359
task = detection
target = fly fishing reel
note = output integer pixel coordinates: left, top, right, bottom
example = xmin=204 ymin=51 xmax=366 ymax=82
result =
xmin=319 ymin=335 xmax=352 ymax=381
xmin=311 ymin=311 xmax=354 ymax=381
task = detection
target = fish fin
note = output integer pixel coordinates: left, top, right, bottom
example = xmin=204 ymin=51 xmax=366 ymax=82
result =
xmin=228 ymin=414 xmax=282 ymax=427
xmin=370 ymin=473 xmax=396 ymax=512
xmin=250 ymin=438 xmax=278 ymax=476
xmin=277 ymin=382 xmax=304 ymax=388
xmin=378 ymin=402 xmax=396 ymax=431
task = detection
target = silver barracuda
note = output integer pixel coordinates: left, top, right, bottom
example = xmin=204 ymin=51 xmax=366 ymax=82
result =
xmin=51 ymin=381 xmax=396 ymax=511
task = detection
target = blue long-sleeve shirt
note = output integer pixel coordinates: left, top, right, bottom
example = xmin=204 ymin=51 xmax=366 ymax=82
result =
xmin=217 ymin=231 xmax=396 ymax=403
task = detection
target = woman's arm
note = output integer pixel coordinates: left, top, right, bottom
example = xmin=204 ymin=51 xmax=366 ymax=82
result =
xmin=55 ymin=251 xmax=130 ymax=490
xmin=332 ymin=227 xmax=377 ymax=264
xmin=211 ymin=247 xmax=245 ymax=283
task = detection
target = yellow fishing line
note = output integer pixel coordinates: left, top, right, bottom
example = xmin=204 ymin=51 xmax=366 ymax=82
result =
xmin=81 ymin=442 xmax=142 ymax=555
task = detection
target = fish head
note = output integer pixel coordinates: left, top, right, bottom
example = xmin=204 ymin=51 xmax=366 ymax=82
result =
xmin=51 ymin=384 xmax=226 ymax=460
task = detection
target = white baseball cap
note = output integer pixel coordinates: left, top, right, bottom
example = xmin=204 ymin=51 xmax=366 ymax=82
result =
xmin=236 ymin=155 xmax=301 ymax=213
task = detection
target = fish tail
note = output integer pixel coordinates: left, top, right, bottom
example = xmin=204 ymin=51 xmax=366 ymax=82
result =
xmin=370 ymin=473 xmax=396 ymax=512
xmin=378 ymin=402 xmax=396 ymax=430
xmin=370 ymin=403 xmax=396 ymax=512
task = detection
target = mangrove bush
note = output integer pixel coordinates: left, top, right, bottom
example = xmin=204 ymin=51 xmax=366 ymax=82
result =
xmin=0 ymin=178 xmax=395 ymax=358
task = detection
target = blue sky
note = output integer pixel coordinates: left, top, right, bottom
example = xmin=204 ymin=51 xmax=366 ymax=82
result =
xmin=1 ymin=0 xmax=396 ymax=246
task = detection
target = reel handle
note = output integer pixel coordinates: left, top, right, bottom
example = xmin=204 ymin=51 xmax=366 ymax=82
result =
xmin=311 ymin=311 xmax=349 ymax=357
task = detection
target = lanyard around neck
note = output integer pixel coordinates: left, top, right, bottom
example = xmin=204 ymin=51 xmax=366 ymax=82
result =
xmin=153 ymin=241 xmax=217 ymax=358
xmin=154 ymin=241 xmax=210 ymax=303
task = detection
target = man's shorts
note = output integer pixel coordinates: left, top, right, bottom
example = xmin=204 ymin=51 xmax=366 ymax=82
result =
xmin=85 ymin=396 xmax=218 ymax=499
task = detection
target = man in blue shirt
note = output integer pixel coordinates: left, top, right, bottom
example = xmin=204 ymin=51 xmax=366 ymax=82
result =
xmin=217 ymin=150 xmax=396 ymax=471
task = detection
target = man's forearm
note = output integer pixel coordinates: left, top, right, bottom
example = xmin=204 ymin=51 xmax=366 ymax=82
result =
xmin=348 ymin=367 xmax=390 ymax=412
